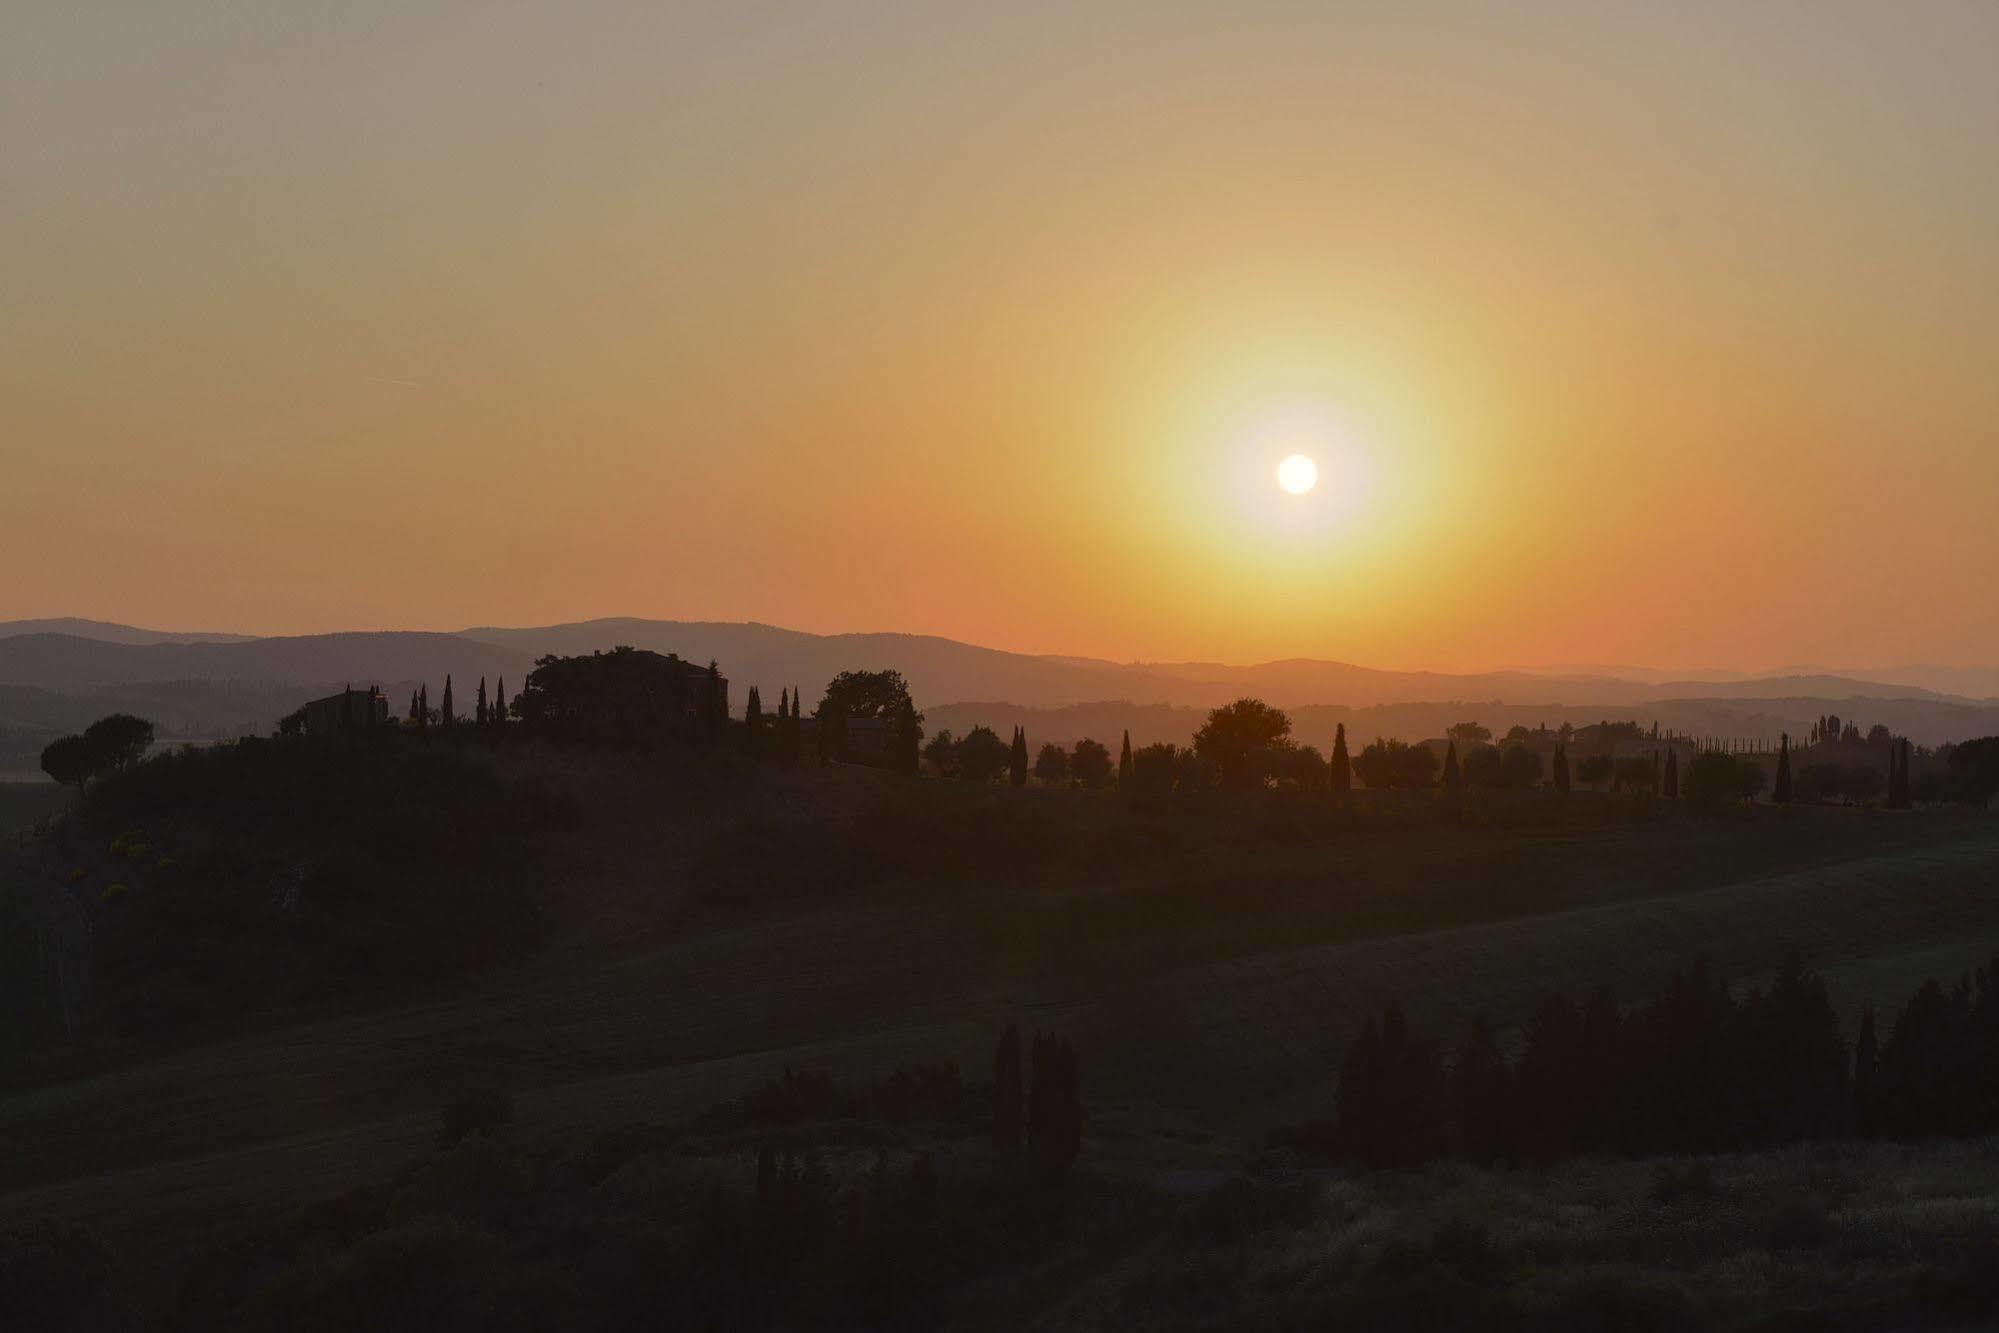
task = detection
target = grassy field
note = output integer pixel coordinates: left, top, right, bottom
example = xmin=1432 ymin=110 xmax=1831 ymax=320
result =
xmin=3 ymin=754 xmax=1997 ymax=1326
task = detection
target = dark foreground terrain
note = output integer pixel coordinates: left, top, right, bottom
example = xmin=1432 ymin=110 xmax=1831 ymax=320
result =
xmin=3 ymin=738 xmax=1997 ymax=1329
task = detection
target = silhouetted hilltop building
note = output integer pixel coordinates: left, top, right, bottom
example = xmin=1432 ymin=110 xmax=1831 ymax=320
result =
xmin=296 ymin=685 xmax=388 ymax=735
xmin=512 ymin=647 xmax=727 ymax=741
xmin=840 ymin=715 xmax=893 ymax=757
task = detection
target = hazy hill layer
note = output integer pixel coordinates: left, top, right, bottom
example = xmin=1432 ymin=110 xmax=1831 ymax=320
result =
xmin=929 ymin=694 xmax=1999 ymax=752
xmin=0 ymin=617 xmax=255 ymax=645
xmin=2 ymin=620 xmax=1994 ymax=767
xmin=0 ymin=631 xmax=529 ymax=692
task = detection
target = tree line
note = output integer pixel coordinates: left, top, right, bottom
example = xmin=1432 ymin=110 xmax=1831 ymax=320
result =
xmin=1293 ymin=954 xmax=1999 ymax=1169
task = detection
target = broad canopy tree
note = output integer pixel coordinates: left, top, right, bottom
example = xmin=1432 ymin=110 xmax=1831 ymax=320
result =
xmin=1032 ymin=741 xmax=1068 ymax=784
xmin=1069 ymin=738 xmax=1113 ymax=787
xmin=1192 ymin=697 xmax=1293 ymax=789
xmin=955 ymin=725 xmax=1011 ymax=783
xmin=813 ymin=668 xmax=923 ymax=767
xmin=41 ymin=713 xmax=157 ymax=793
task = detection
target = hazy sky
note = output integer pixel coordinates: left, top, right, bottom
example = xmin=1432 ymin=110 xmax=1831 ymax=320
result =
xmin=6 ymin=1 xmax=1995 ymax=670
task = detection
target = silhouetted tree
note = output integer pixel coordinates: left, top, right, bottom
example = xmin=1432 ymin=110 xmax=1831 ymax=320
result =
xmin=1552 ymin=744 xmax=1571 ymax=795
xmin=1349 ymin=737 xmax=1437 ymax=790
xmin=1441 ymin=739 xmax=1461 ymax=790
xmin=1028 ymin=1032 xmax=1082 ymax=1176
xmin=1127 ymin=742 xmax=1178 ymax=797
xmin=956 ymin=726 xmax=1009 ymax=782
xmin=1032 ymin=741 xmax=1067 ymax=784
xmin=1578 ymin=752 xmax=1613 ymax=790
xmin=893 ymin=695 xmax=922 ymax=776
xmin=1460 ymin=744 xmax=1503 ymax=788
xmin=82 ymin=714 xmax=154 ymax=773
xmin=1117 ymin=730 xmax=1134 ymax=787
xmin=1447 ymin=721 xmax=1492 ymax=745
xmin=1663 ymin=747 xmax=1678 ymax=798
xmin=775 ymin=688 xmax=790 ymax=766
xmin=1272 ymin=743 xmax=1325 ymax=790
xmin=1502 ymin=744 xmax=1543 ymax=789
xmin=817 ymin=697 xmax=847 ymax=762
xmin=1009 ymin=726 xmax=1029 ymax=787
xmin=1941 ymin=736 xmax=1999 ymax=806
xmin=493 ymin=676 xmax=506 ymax=731
xmin=706 ymin=661 xmax=725 ymax=739
xmin=993 ymin=1025 xmax=1024 ymax=1150
xmin=1774 ymin=732 xmax=1792 ymax=804
xmin=745 ymin=686 xmax=763 ymax=759
xmin=441 ymin=675 xmax=455 ymax=729
xmin=922 ymin=730 xmax=958 ymax=776
xmin=1335 ymin=1004 xmax=1441 ymax=1167
xmin=476 ymin=677 xmax=488 ymax=727
xmin=39 ymin=735 xmax=95 ymax=794
xmin=1852 ymin=1005 xmax=1880 ymax=1137
xmin=1069 ymin=738 xmax=1113 ymax=787
xmin=1614 ymin=755 xmax=1656 ymax=793
xmin=1192 ymin=698 xmax=1293 ymax=789
xmin=418 ymin=684 xmax=429 ymax=732
xmin=1449 ymin=1021 xmax=1513 ymax=1162
xmin=1887 ymin=737 xmax=1913 ymax=809
xmin=1329 ymin=723 xmax=1351 ymax=794
xmin=1684 ymin=749 xmax=1763 ymax=812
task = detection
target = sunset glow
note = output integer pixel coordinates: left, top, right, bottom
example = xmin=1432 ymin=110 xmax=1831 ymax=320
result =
xmin=5 ymin=3 xmax=1996 ymax=673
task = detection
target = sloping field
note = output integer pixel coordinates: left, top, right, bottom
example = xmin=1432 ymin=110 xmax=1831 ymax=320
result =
xmin=2 ymin=812 xmax=1994 ymax=1250
xmin=1088 ymin=833 xmax=1999 ymax=1124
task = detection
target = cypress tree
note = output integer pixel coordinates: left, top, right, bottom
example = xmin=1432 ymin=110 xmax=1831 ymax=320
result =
xmin=1331 ymin=723 xmax=1352 ymax=794
xmin=1442 ymin=739 xmax=1460 ymax=790
xmin=776 ymin=688 xmax=790 ymax=767
xmin=1774 ymin=732 xmax=1793 ymax=804
xmin=818 ymin=697 xmax=843 ymax=762
xmin=745 ymin=686 xmax=763 ymax=758
xmin=493 ymin=677 xmax=506 ymax=731
xmin=441 ymin=675 xmax=455 ymax=729
xmin=1010 ymin=725 xmax=1028 ymax=787
xmin=894 ymin=696 xmax=919 ymax=775
xmin=1117 ymin=730 xmax=1134 ymax=787
xmin=418 ymin=683 xmax=429 ymax=732
xmin=1852 ymin=1006 xmax=1880 ymax=1137
xmin=1663 ymin=747 xmax=1678 ymax=799
xmin=476 ymin=677 xmax=488 ymax=727
xmin=1028 ymin=1032 xmax=1082 ymax=1177
xmin=409 ymin=689 xmax=420 ymax=726
xmin=993 ymin=1025 xmax=1024 ymax=1150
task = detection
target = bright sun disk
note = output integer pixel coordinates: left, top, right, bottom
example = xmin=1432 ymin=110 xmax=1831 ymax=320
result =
xmin=1277 ymin=453 xmax=1318 ymax=495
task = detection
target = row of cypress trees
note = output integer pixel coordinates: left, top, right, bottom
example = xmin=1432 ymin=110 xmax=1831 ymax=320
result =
xmin=743 ymin=686 xmax=807 ymax=765
xmin=991 ymin=1025 xmax=1083 ymax=1176
xmin=1315 ymin=954 xmax=1999 ymax=1169
xmin=403 ymin=674 xmax=510 ymax=733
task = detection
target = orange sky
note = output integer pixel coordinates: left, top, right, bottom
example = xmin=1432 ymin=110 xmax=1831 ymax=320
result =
xmin=6 ymin=2 xmax=1995 ymax=671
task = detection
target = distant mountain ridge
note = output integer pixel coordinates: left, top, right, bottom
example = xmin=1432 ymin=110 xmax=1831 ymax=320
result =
xmin=0 ymin=617 xmax=256 ymax=646
xmin=5 ymin=616 xmax=1993 ymax=710
xmin=3 ymin=616 xmax=1996 ymax=772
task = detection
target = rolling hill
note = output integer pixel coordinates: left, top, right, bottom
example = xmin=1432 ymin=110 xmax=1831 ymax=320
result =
xmin=2 ymin=618 xmax=1994 ymax=770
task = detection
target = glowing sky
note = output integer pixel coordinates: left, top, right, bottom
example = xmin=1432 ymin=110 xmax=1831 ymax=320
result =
xmin=6 ymin=2 xmax=1996 ymax=671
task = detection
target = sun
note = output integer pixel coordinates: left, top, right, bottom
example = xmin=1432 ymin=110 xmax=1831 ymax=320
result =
xmin=1276 ymin=453 xmax=1318 ymax=495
